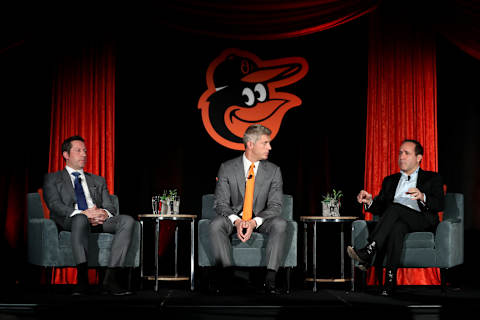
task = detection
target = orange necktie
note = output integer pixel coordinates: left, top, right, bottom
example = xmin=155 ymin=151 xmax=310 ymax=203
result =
xmin=242 ymin=163 xmax=255 ymax=221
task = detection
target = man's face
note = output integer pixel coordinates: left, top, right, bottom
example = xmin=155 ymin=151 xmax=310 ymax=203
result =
xmin=398 ymin=142 xmax=422 ymax=175
xmin=249 ymin=134 xmax=272 ymax=162
xmin=64 ymin=140 xmax=87 ymax=170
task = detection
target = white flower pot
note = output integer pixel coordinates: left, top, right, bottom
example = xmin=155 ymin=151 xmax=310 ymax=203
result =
xmin=322 ymin=200 xmax=340 ymax=217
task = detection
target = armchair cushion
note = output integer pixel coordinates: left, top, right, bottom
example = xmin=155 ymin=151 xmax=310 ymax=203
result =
xmin=404 ymin=232 xmax=435 ymax=249
xmin=27 ymin=192 xmax=140 ymax=268
xmin=198 ymin=194 xmax=297 ymax=268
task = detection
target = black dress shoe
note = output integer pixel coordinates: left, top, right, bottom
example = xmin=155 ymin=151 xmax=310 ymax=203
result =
xmin=73 ymin=262 xmax=89 ymax=296
xmin=102 ymin=268 xmax=133 ymax=296
xmin=102 ymin=285 xmax=133 ymax=296
xmin=207 ymin=280 xmax=226 ymax=294
xmin=347 ymin=244 xmax=375 ymax=265
xmin=72 ymin=282 xmax=89 ymax=296
xmin=102 ymin=279 xmax=133 ymax=296
xmin=264 ymin=281 xmax=281 ymax=295
xmin=211 ymin=266 xmax=236 ymax=294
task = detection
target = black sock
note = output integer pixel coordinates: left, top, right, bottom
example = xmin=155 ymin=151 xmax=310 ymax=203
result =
xmin=265 ymin=269 xmax=276 ymax=284
xmin=76 ymin=262 xmax=89 ymax=285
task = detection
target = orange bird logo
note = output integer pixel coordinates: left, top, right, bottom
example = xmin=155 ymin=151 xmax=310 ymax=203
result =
xmin=198 ymin=48 xmax=309 ymax=150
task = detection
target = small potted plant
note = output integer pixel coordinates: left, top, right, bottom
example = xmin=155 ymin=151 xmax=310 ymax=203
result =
xmin=160 ymin=189 xmax=179 ymax=214
xmin=321 ymin=189 xmax=343 ymax=217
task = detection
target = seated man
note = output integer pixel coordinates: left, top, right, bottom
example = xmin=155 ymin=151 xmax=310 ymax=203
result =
xmin=348 ymin=139 xmax=444 ymax=296
xmin=43 ymin=135 xmax=135 ymax=296
xmin=209 ymin=124 xmax=287 ymax=294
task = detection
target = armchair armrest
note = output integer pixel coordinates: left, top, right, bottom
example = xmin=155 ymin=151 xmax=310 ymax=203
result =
xmin=435 ymin=218 xmax=464 ymax=268
xmin=27 ymin=218 xmax=61 ymax=267
xmin=351 ymin=220 xmax=370 ymax=249
xmin=350 ymin=220 xmax=372 ymax=267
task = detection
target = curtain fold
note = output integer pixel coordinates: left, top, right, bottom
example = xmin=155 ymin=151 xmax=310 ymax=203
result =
xmin=48 ymin=41 xmax=116 ymax=284
xmin=163 ymin=0 xmax=380 ymax=39
xmin=364 ymin=9 xmax=440 ymax=285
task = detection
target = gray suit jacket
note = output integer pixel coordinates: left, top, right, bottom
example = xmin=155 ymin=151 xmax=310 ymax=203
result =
xmin=214 ymin=156 xmax=283 ymax=221
xmin=43 ymin=169 xmax=117 ymax=229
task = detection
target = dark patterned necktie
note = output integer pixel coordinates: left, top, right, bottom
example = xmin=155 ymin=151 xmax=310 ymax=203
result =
xmin=72 ymin=172 xmax=88 ymax=210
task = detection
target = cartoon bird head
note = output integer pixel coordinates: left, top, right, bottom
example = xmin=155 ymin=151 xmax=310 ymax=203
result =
xmin=198 ymin=48 xmax=309 ymax=150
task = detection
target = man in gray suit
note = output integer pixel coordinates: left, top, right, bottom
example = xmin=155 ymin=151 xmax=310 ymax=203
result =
xmin=43 ymin=136 xmax=135 ymax=296
xmin=210 ymin=124 xmax=287 ymax=294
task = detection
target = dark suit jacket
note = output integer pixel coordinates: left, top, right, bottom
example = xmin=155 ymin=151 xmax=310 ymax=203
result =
xmin=43 ymin=169 xmax=117 ymax=229
xmin=214 ymin=156 xmax=283 ymax=221
xmin=368 ymin=168 xmax=445 ymax=228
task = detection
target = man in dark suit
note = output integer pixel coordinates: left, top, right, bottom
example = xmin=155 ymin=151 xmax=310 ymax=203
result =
xmin=210 ymin=124 xmax=286 ymax=294
xmin=347 ymin=139 xmax=445 ymax=296
xmin=43 ymin=136 xmax=135 ymax=296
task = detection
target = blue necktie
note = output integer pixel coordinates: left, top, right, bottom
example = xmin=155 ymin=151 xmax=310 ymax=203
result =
xmin=72 ymin=172 xmax=88 ymax=211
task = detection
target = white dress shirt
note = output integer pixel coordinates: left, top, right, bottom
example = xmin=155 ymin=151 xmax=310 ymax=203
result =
xmin=393 ymin=167 xmax=426 ymax=212
xmin=65 ymin=166 xmax=112 ymax=218
xmin=228 ymin=154 xmax=263 ymax=228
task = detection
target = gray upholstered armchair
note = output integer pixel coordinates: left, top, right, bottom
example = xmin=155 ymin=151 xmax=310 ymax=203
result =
xmin=198 ymin=194 xmax=297 ymax=292
xmin=27 ymin=192 xmax=141 ymax=283
xmin=351 ymin=192 xmax=464 ymax=290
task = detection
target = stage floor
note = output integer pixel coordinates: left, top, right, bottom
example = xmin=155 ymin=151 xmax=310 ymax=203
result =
xmin=1 ymin=282 xmax=479 ymax=320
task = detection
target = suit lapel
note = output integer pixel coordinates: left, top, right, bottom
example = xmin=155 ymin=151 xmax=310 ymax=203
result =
xmin=416 ymin=168 xmax=425 ymax=189
xmin=388 ymin=173 xmax=401 ymax=200
xmin=234 ymin=157 xmax=246 ymax=198
xmin=253 ymin=161 xmax=268 ymax=206
xmin=61 ymin=169 xmax=76 ymax=199
xmin=84 ymin=173 xmax=98 ymax=205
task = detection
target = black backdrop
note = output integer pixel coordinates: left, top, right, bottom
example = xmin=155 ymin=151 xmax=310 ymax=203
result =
xmin=114 ymin=18 xmax=368 ymax=220
xmin=113 ymin=18 xmax=368 ymax=279
xmin=2 ymin=12 xmax=480 ymax=286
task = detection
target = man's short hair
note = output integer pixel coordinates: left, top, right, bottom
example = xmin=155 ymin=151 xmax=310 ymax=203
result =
xmin=243 ymin=124 xmax=272 ymax=147
xmin=402 ymin=139 xmax=424 ymax=156
xmin=62 ymin=135 xmax=85 ymax=154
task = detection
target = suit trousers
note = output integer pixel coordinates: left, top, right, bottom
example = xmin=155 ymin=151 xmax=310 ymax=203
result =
xmin=370 ymin=203 xmax=438 ymax=267
xmin=63 ymin=214 xmax=135 ymax=267
xmin=209 ymin=215 xmax=287 ymax=271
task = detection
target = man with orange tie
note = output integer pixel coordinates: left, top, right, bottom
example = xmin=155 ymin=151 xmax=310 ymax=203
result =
xmin=209 ymin=124 xmax=286 ymax=294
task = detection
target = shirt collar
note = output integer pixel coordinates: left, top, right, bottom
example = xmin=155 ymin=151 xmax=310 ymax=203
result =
xmin=66 ymin=166 xmax=85 ymax=176
xmin=243 ymin=153 xmax=259 ymax=176
xmin=400 ymin=166 xmax=419 ymax=180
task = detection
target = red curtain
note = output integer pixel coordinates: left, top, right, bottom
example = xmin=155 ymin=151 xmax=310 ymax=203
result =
xmin=164 ymin=0 xmax=380 ymax=39
xmin=48 ymin=41 xmax=116 ymax=284
xmin=49 ymin=43 xmax=116 ymax=191
xmin=364 ymin=9 xmax=440 ymax=285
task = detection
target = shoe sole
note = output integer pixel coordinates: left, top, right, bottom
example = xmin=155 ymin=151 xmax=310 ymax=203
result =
xmin=109 ymin=290 xmax=133 ymax=296
xmin=347 ymin=246 xmax=366 ymax=264
xmin=358 ymin=264 xmax=368 ymax=272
